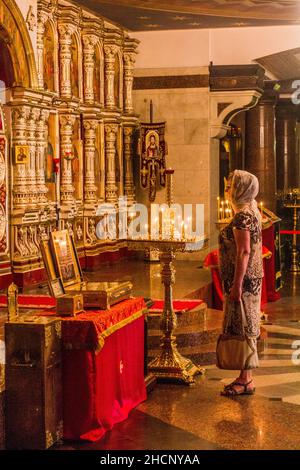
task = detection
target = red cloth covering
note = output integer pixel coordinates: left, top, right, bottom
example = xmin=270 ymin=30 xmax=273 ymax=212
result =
xmin=280 ymin=230 xmax=300 ymax=235
xmin=63 ymin=315 xmax=146 ymax=441
xmin=61 ymin=297 xmax=146 ymax=352
xmin=0 ymin=294 xmax=56 ymax=309
xmin=262 ymin=225 xmax=281 ymax=302
xmin=204 ymin=246 xmax=271 ymax=311
xmin=149 ymin=299 xmax=203 ymax=314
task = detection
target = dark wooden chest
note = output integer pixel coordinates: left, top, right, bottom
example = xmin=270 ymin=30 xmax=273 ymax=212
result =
xmin=5 ymin=316 xmax=62 ymax=449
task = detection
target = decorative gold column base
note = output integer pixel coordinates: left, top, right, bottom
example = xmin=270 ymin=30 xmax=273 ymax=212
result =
xmin=290 ymin=248 xmax=300 ymax=273
xmin=148 ymin=339 xmax=205 ymax=385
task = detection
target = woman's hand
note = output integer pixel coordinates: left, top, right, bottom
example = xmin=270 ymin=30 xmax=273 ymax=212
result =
xmin=229 ymin=285 xmax=242 ymax=302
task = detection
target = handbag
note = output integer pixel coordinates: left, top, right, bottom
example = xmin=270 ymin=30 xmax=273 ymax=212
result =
xmin=216 ymin=299 xmax=259 ymax=370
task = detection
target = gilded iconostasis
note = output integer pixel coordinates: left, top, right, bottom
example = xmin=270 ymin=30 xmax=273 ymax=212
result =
xmin=0 ymin=0 xmax=138 ymax=287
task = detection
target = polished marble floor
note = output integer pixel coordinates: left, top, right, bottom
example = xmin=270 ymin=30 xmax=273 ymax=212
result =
xmin=55 ymin=269 xmax=300 ymax=451
xmin=1 ymin=262 xmax=300 ymax=450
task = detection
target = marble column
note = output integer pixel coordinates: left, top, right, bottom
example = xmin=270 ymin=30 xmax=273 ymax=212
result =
xmin=105 ymin=124 xmax=118 ymax=204
xmin=58 ymin=24 xmax=75 ymax=99
xmin=83 ymin=34 xmax=98 ymax=105
xmin=59 ymin=114 xmax=76 ymax=202
xmin=37 ymin=11 xmax=48 ymax=90
xmin=104 ymin=45 xmax=117 ymax=109
xmin=83 ymin=119 xmax=98 ymax=203
xmin=276 ymin=103 xmax=299 ymax=190
xmin=11 ymin=106 xmax=30 ymax=207
xmin=123 ymin=52 xmax=135 ymax=114
xmin=36 ymin=109 xmax=50 ymax=203
xmin=123 ymin=126 xmax=135 ymax=204
xmin=245 ymin=97 xmax=276 ymax=211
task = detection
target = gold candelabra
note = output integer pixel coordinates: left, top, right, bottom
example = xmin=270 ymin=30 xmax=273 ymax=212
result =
xmin=126 ymin=168 xmax=207 ymax=384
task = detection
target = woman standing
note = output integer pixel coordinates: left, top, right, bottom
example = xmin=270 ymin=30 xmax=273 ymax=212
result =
xmin=218 ymin=170 xmax=263 ymax=396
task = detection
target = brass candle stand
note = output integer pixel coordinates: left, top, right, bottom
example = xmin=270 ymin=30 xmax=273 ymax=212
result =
xmin=279 ymin=188 xmax=300 ymax=273
xmin=127 ymin=169 xmax=208 ymax=384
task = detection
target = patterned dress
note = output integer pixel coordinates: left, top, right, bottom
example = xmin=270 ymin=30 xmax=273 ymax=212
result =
xmin=219 ymin=208 xmax=263 ymax=339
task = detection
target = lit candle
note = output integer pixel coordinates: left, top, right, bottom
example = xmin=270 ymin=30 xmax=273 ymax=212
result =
xmin=181 ymin=221 xmax=185 ymax=240
xmin=260 ymin=201 xmax=263 ymax=216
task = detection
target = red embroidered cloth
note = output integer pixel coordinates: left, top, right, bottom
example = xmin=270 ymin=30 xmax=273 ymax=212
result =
xmin=63 ymin=314 xmax=147 ymax=441
xmin=61 ymin=297 xmax=146 ymax=351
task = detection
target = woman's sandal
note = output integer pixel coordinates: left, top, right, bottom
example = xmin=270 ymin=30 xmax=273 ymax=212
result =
xmin=221 ymin=380 xmax=255 ymax=396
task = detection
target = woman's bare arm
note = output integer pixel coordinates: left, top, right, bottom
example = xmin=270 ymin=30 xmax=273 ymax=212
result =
xmin=230 ymin=228 xmax=251 ymax=301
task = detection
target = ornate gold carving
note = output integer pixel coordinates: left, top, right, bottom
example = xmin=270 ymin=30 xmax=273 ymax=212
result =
xmin=26 ymin=5 xmax=36 ymax=32
xmin=104 ymin=45 xmax=118 ymax=109
xmin=59 ymin=114 xmax=76 ymax=202
xmin=123 ymin=52 xmax=135 ymax=114
xmin=82 ymin=34 xmax=99 ymax=104
xmin=105 ymin=124 xmax=118 ymax=203
xmin=7 ymin=282 xmax=19 ymax=321
xmin=123 ymin=127 xmax=135 ymax=204
xmin=83 ymin=119 xmax=98 ymax=203
xmin=58 ymin=23 xmax=77 ymax=98
xmin=45 ymin=325 xmax=52 ymax=348
xmin=46 ymin=430 xmax=54 ymax=449
xmin=55 ymin=321 xmax=62 ymax=339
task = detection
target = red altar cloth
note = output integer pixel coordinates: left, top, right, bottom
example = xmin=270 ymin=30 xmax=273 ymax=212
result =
xmin=34 ymin=297 xmax=147 ymax=442
xmin=204 ymin=246 xmax=271 ymax=311
xmin=63 ymin=315 xmax=146 ymax=442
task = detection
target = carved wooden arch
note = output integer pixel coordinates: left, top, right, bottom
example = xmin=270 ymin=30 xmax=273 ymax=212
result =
xmin=0 ymin=0 xmax=38 ymax=89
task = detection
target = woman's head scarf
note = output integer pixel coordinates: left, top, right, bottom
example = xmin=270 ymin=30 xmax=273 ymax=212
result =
xmin=230 ymin=170 xmax=259 ymax=214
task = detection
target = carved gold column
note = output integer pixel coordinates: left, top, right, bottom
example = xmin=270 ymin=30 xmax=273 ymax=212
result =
xmin=104 ymin=45 xmax=117 ymax=109
xmin=105 ymin=123 xmax=118 ymax=203
xmin=26 ymin=108 xmax=39 ymax=204
xmin=123 ymin=127 xmax=135 ymax=204
xmin=83 ymin=34 xmax=98 ymax=104
xmin=11 ymin=106 xmax=30 ymax=207
xmin=36 ymin=109 xmax=50 ymax=203
xmin=58 ymin=24 xmax=75 ymax=99
xmin=83 ymin=119 xmax=98 ymax=203
xmin=60 ymin=114 xmax=76 ymax=202
xmin=37 ymin=11 xmax=48 ymax=90
xmin=123 ymin=53 xmax=135 ymax=114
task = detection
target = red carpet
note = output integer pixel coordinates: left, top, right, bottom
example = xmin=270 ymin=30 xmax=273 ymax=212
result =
xmin=149 ymin=299 xmax=203 ymax=314
xmin=0 ymin=294 xmax=56 ymax=309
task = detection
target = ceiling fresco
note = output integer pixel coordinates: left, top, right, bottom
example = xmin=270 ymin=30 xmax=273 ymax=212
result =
xmin=74 ymin=0 xmax=300 ymax=30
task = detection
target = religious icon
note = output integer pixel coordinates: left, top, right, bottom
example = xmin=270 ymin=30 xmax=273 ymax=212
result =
xmin=50 ymin=230 xmax=81 ymax=288
xmin=43 ymin=22 xmax=55 ymax=92
xmin=15 ymin=145 xmax=29 ymax=164
xmin=45 ymin=142 xmax=55 ymax=183
xmin=140 ymin=123 xmax=167 ymax=202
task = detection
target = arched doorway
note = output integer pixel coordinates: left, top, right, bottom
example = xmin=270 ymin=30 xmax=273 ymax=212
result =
xmin=0 ymin=0 xmax=39 ymax=287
